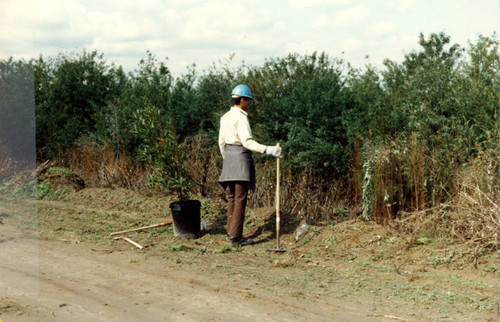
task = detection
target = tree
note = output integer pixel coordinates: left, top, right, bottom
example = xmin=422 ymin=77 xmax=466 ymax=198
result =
xmin=0 ymin=58 xmax=35 ymax=165
xmin=35 ymin=51 xmax=118 ymax=159
xmin=249 ymin=52 xmax=351 ymax=175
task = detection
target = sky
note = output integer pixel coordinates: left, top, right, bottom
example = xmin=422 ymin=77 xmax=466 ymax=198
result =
xmin=1 ymin=0 xmax=499 ymax=77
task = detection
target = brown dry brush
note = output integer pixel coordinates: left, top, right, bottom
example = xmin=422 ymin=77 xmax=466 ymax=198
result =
xmin=183 ymin=135 xmax=350 ymax=224
xmin=66 ymin=142 xmax=149 ymax=191
xmin=371 ymin=145 xmax=400 ymax=224
xmin=362 ymin=135 xmax=429 ymax=224
xmin=391 ymin=151 xmax=499 ymax=253
xmin=182 ymin=133 xmax=222 ymax=199
xmin=352 ymin=136 xmax=499 ymax=253
xmin=0 ymin=143 xmax=14 ymax=182
xmin=51 ymin=133 xmax=354 ymax=225
xmin=58 ymin=136 xmax=498 ymax=254
xmin=348 ymin=141 xmax=363 ymax=218
xmin=357 ymin=135 xmax=450 ymax=224
xmin=0 ymin=142 xmax=36 ymax=186
xmin=446 ymin=153 xmax=499 ymax=251
xmin=275 ymin=166 xmax=349 ymax=224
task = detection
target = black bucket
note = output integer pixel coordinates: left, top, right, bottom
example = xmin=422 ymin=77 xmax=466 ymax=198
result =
xmin=169 ymin=200 xmax=201 ymax=238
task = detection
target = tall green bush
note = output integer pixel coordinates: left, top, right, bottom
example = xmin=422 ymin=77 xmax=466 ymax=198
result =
xmin=94 ymin=52 xmax=173 ymax=156
xmin=28 ymin=32 xmax=498 ymax=222
xmin=132 ymin=105 xmax=191 ymax=200
xmin=35 ymin=51 xmax=119 ymax=158
xmin=248 ymin=52 xmax=351 ymax=176
xmin=0 ymin=58 xmax=35 ymax=163
xmin=355 ymin=33 xmax=500 ymax=219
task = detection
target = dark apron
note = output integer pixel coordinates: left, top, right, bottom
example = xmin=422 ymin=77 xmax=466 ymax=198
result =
xmin=218 ymin=145 xmax=256 ymax=192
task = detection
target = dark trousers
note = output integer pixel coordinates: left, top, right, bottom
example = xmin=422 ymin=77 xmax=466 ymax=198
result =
xmin=226 ymin=181 xmax=248 ymax=238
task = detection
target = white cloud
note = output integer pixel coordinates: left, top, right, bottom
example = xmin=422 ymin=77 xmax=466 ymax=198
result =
xmin=1 ymin=0 xmax=499 ymax=77
xmin=289 ymin=0 xmax=353 ymax=9
xmin=0 ymin=0 xmax=92 ymax=57
xmin=168 ymin=0 xmax=283 ymax=66
xmin=384 ymin=0 xmax=417 ymax=12
xmin=312 ymin=4 xmax=370 ymax=29
xmin=340 ymin=37 xmax=362 ymax=52
xmin=366 ymin=20 xmax=396 ymax=37
xmin=334 ymin=4 xmax=370 ymax=26
xmin=398 ymin=0 xmax=418 ymax=11
xmin=0 ymin=0 xmax=83 ymax=26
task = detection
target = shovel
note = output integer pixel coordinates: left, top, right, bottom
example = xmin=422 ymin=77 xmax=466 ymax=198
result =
xmin=109 ymin=221 xmax=173 ymax=237
xmin=268 ymin=144 xmax=286 ymax=253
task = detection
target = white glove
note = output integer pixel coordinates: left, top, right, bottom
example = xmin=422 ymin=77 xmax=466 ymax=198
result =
xmin=266 ymin=145 xmax=282 ymax=158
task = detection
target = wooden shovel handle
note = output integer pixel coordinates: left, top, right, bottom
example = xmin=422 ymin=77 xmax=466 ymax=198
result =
xmin=276 ymin=143 xmax=281 ymax=247
xmin=276 ymin=145 xmax=280 ymax=227
xmin=109 ymin=221 xmax=172 ymax=236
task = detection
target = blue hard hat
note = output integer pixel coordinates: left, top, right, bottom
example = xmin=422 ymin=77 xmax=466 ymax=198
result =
xmin=231 ymin=84 xmax=253 ymax=99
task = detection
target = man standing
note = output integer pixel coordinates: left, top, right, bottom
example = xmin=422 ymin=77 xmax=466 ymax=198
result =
xmin=218 ymin=84 xmax=282 ymax=246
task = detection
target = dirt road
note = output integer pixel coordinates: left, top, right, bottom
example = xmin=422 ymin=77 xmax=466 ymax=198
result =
xmin=1 ymin=188 xmax=499 ymax=321
xmin=1 ymin=221 xmax=384 ymax=321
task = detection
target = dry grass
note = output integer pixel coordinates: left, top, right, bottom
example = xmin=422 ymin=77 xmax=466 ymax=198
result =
xmin=447 ymin=153 xmax=499 ymax=250
xmin=0 ymin=143 xmax=35 ymax=185
xmin=0 ymin=145 xmax=14 ymax=182
xmin=66 ymin=142 xmax=149 ymax=191
xmin=183 ymin=135 xmax=350 ymax=224
xmin=51 ymin=138 xmax=499 ymax=256
xmin=269 ymin=166 xmax=348 ymax=224
xmin=183 ymin=133 xmax=223 ymax=199
xmin=353 ymin=136 xmax=430 ymax=224
xmin=393 ymin=152 xmax=499 ymax=253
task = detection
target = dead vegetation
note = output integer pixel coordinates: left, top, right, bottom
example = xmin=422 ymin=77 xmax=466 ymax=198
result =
xmin=1 ymin=154 xmax=499 ymax=320
xmin=392 ymin=153 xmax=499 ymax=256
xmin=66 ymin=142 xmax=149 ymax=192
xmin=0 ymin=143 xmax=35 ymax=185
xmin=14 ymin=135 xmax=496 ymax=259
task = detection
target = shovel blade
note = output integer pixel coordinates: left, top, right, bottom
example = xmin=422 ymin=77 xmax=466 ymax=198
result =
xmin=267 ymin=248 xmax=286 ymax=253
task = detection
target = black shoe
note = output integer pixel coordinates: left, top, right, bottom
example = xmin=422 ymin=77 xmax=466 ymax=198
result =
xmin=228 ymin=236 xmax=254 ymax=246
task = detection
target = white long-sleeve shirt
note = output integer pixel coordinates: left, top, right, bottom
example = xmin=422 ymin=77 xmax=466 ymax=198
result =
xmin=218 ymin=107 xmax=267 ymax=158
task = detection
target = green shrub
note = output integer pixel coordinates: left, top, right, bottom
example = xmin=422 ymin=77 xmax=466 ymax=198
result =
xmin=132 ymin=105 xmax=192 ymax=201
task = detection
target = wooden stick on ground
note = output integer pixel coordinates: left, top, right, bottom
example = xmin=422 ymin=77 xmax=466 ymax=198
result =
xmin=114 ymin=236 xmax=145 ymax=250
xmin=109 ymin=221 xmax=173 ymax=237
